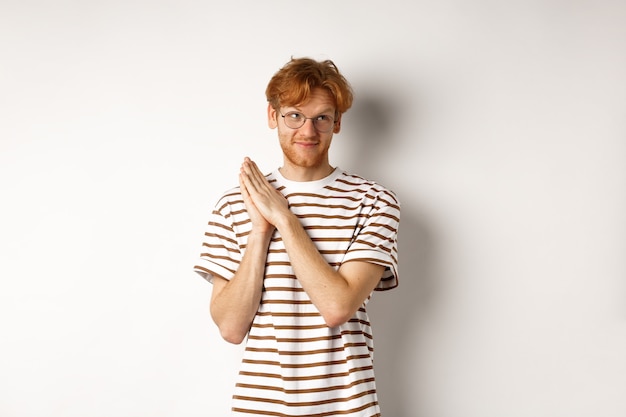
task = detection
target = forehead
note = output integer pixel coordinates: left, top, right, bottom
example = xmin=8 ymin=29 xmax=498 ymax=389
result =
xmin=283 ymin=88 xmax=336 ymax=113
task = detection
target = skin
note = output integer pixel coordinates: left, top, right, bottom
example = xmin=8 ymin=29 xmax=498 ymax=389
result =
xmin=268 ymin=88 xmax=340 ymax=181
xmin=210 ymin=88 xmax=385 ymax=344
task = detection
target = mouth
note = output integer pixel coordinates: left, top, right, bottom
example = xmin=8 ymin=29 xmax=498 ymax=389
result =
xmin=295 ymin=141 xmax=319 ymax=148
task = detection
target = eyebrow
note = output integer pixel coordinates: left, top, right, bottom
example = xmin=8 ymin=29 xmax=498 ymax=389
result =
xmin=284 ymin=107 xmax=336 ymax=116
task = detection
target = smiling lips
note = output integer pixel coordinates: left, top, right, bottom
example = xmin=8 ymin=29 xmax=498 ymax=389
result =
xmin=295 ymin=141 xmax=319 ymax=148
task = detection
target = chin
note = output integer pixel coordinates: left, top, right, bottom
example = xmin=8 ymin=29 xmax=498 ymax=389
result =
xmin=291 ymin=158 xmax=325 ymax=169
xmin=284 ymin=153 xmax=323 ymax=168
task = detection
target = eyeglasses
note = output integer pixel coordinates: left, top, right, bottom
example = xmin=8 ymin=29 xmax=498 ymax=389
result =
xmin=280 ymin=111 xmax=337 ymax=133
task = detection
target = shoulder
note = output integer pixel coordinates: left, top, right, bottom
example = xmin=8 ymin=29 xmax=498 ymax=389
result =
xmin=211 ymin=185 xmax=244 ymax=217
xmin=334 ymin=171 xmax=400 ymax=207
xmin=213 ymin=170 xmax=273 ymax=214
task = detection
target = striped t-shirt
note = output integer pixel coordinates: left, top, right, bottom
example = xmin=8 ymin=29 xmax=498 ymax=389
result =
xmin=194 ymin=167 xmax=400 ymax=417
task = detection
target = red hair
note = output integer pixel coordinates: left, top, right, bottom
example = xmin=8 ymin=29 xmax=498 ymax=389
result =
xmin=265 ymin=57 xmax=354 ymax=115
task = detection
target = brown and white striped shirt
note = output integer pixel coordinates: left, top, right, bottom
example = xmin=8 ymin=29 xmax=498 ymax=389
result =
xmin=194 ymin=168 xmax=400 ymax=417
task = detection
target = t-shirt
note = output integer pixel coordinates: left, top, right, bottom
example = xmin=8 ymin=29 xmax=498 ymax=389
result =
xmin=194 ymin=167 xmax=400 ymax=417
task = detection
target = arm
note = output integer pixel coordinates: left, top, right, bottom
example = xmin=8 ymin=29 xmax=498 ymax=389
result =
xmin=209 ymin=230 xmax=272 ymax=344
xmin=209 ymin=171 xmax=276 ymax=344
xmin=276 ymin=213 xmax=385 ymax=327
xmin=240 ymin=158 xmax=385 ymax=327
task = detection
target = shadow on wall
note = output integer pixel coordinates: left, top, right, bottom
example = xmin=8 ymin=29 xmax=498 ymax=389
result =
xmin=345 ymin=86 xmax=438 ymax=417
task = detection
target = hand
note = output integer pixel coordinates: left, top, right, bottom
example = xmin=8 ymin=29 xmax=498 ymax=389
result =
xmin=239 ymin=157 xmax=289 ymax=228
xmin=239 ymin=167 xmax=273 ymax=234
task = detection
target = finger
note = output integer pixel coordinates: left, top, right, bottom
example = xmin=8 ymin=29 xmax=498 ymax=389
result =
xmin=240 ymin=166 xmax=260 ymax=197
xmin=242 ymin=157 xmax=263 ymax=178
xmin=240 ymin=159 xmax=256 ymax=182
xmin=242 ymin=159 xmax=269 ymax=192
xmin=239 ymin=172 xmax=249 ymax=200
xmin=241 ymin=168 xmax=259 ymax=198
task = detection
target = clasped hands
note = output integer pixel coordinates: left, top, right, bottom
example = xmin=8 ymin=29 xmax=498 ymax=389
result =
xmin=239 ymin=157 xmax=290 ymax=233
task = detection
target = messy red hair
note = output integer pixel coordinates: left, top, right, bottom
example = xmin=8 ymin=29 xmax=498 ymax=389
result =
xmin=265 ymin=57 xmax=354 ymax=115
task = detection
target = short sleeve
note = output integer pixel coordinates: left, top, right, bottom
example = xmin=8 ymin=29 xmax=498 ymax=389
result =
xmin=342 ymin=187 xmax=400 ymax=291
xmin=193 ymin=193 xmax=243 ymax=283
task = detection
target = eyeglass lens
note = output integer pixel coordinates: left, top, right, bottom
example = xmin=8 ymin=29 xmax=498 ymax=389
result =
xmin=282 ymin=112 xmax=335 ymax=132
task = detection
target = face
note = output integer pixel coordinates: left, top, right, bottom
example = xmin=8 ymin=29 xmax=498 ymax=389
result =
xmin=267 ymin=88 xmax=342 ymax=177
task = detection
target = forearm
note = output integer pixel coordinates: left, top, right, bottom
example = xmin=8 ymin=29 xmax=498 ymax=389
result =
xmin=275 ymin=214 xmax=360 ymax=326
xmin=210 ymin=231 xmax=272 ymax=343
xmin=237 ymin=157 xmax=383 ymax=327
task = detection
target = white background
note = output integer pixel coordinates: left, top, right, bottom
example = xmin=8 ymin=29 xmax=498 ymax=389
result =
xmin=1 ymin=1 xmax=625 ymax=416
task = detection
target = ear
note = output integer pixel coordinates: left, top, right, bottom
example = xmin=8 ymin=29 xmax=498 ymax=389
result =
xmin=267 ymin=104 xmax=278 ymax=129
xmin=333 ymin=114 xmax=342 ymax=134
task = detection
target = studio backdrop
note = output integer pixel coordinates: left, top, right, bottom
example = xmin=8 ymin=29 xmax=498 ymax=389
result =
xmin=1 ymin=1 xmax=625 ymax=416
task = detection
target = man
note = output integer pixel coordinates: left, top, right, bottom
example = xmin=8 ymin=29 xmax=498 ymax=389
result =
xmin=194 ymin=57 xmax=400 ymax=417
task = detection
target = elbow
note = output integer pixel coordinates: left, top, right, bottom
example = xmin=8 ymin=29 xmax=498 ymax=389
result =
xmin=218 ymin=325 xmax=248 ymax=345
xmin=321 ymin=306 xmax=355 ymax=328
xmin=324 ymin=317 xmax=348 ymax=328
xmin=211 ymin=310 xmax=249 ymax=345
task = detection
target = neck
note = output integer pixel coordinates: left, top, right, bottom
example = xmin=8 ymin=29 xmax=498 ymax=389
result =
xmin=279 ymin=163 xmax=334 ymax=182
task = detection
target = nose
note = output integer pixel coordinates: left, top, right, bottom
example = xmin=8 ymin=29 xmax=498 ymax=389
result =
xmin=299 ymin=118 xmax=317 ymax=137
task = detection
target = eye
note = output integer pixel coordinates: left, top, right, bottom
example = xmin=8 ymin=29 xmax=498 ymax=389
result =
xmin=286 ymin=112 xmax=303 ymax=121
xmin=315 ymin=115 xmax=331 ymax=122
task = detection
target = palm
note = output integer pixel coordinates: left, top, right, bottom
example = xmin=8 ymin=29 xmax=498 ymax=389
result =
xmin=239 ymin=157 xmax=289 ymax=228
xmin=239 ymin=174 xmax=273 ymax=233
